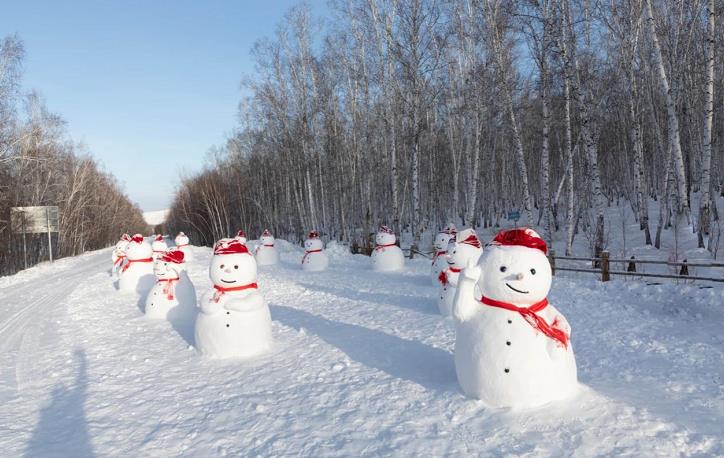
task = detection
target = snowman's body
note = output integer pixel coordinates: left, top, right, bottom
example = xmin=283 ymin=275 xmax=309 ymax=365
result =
xmin=195 ymin=241 xmax=272 ymax=358
xmin=111 ymin=238 xmax=129 ymax=278
xmin=255 ymin=233 xmax=279 ymax=266
xmin=430 ymin=232 xmax=453 ymax=286
xmin=175 ymin=233 xmax=192 ymax=261
xmin=371 ymin=231 xmax=404 ymax=272
xmin=145 ymin=257 xmax=196 ymax=320
xmin=118 ymin=236 xmax=155 ymax=295
xmin=301 ymin=237 xmax=328 ymax=272
xmin=151 ymin=237 xmax=168 ymax=260
xmin=453 ymin=232 xmax=578 ymax=408
xmin=437 ymin=230 xmax=482 ymax=317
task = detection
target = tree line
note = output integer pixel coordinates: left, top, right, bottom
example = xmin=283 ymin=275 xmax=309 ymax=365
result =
xmin=0 ymin=35 xmax=147 ymax=275
xmin=166 ymin=0 xmax=722 ymax=257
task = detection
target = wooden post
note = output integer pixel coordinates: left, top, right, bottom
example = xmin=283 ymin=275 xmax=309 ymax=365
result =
xmin=409 ymin=243 xmax=417 ymax=259
xmin=679 ymin=259 xmax=689 ymax=276
xmin=601 ymin=250 xmax=610 ymax=282
xmin=548 ymin=249 xmax=556 ymax=276
xmin=627 ymin=255 xmax=636 ymax=272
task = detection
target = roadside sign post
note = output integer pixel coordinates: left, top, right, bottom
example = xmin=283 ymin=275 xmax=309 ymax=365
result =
xmin=507 ymin=210 xmax=521 ymax=225
xmin=11 ymin=206 xmax=60 ymax=266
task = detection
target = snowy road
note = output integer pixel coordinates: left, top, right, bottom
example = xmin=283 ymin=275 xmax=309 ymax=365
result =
xmin=0 ymin=242 xmax=722 ymax=456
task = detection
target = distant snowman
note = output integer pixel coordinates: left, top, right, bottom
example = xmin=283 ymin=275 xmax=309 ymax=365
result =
xmin=112 ymin=233 xmax=131 ymax=278
xmin=235 ymin=230 xmax=247 ymax=245
xmin=145 ymin=248 xmax=197 ymax=320
xmin=430 ymin=224 xmax=457 ymax=286
xmin=254 ymin=229 xmax=279 ymax=266
xmin=151 ymin=234 xmax=168 ymax=260
xmin=174 ymin=232 xmax=192 ymax=261
xmin=452 ymin=228 xmax=578 ymax=408
xmin=371 ymin=225 xmax=405 ymax=272
xmin=118 ymin=234 xmax=155 ymax=295
xmin=437 ymin=228 xmax=482 ymax=317
xmin=301 ymin=231 xmax=328 ymax=272
xmin=194 ymin=238 xmax=272 ymax=359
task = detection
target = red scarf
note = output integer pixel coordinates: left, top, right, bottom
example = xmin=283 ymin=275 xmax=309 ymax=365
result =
xmin=479 ymin=296 xmax=569 ymax=348
xmin=122 ymin=257 xmax=153 ymax=272
xmin=158 ymin=277 xmax=179 ymax=300
xmin=302 ymin=249 xmax=321 ymax=264
xmin=375 ymin=243 xmax=396 ymax=252
xmin=432 ymin=250 xmax=446 ymax=264
xmin=176 ymin=243 xmax=188 ymax=248
xmin=114 ymin=254 xmax=126 ymax=266
xmin=212 ymin=282 xmax=258 ymax=303
xmin=438 ymin=267 xmax=461 ymax=286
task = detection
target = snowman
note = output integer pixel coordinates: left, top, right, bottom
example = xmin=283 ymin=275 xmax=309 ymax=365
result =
xmin=254 ymin=229 xmax=279 ymax=266
xmin=371 ymin=225 xmax=405 ymax=272
xmin=111 ymin=233 xmax=131 ymax=278
xmin=437 ymin=228 xmax=482 ymax=317
xmin=118 ymin=234 xmax=155 ymax=295
xmin=431 ymin=224 xmax=457 ymax=286
xmin=301 ymin=231 xmax=328 ymax=271
xmin=151 ymin=234 xmax=168 ymax=260
xmin=452 ymin=228 xmax=578 ymax=408
xmin=235 ymin=230 xmax=247 ymax=245
xmin=145 ymin=248 xmax=197 ymax=320
xmin=194 ymin=238 xmax=272 ymax=359
xmin=174 ymin=232 xmax=193 ymax=261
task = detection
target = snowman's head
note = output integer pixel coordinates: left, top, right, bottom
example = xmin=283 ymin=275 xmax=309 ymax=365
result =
xmin=151 ymin=235 xmax=168 ymax=253
xmin=304 ymin=231 xmax=324 ymax=251
xmin=260 ymin=229 xmax=275 ymax=245
xmin=433 ymin=232 xmax=452 ymax=251
xmin=114 ymin=239 xmax=129 ymax=255
xmin=210 ymin=238 xmax=257 ymax=286
xmin=375 ymin=225 xmax=396 ymax=246
xmin=235 ymin=230 xmax=247 ymax=244
xmin=154 ymin=249 xmax=185 ymax=279
xmin=447 ymin=229 xmax=482 ymax=269
xmin=175 ymin=232 xmax=189 ymax=246
xmin=478 ymin=228 xmax=551 ymax=306
xmin=126 ymin=234 xmax=153 ymax=260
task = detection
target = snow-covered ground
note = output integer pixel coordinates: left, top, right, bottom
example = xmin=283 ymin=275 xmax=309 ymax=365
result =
xmin=0 ymin=236 xmax=722 ymax=456
xmin=143 ymin=209 xmax=169 ymax=226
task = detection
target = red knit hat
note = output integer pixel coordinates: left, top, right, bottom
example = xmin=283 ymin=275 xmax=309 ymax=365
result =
xmin=308 ymin=231 xmax=320 ymax=239
xmin=121 ymin=233 xmax=131 ymax=242
xmin=456 ymin=228 xmax=481 ymax=249
xmin=213 ymin=238 xmax=250 ymax=255
xmin=131 ymin=234 xmax=144 ymax=243
xmin=161 ymin=249 xmax=185 ymax=264
xmin=262 ymin=229 xmax=272 ymax=237
xmin=237 ymin=230 xmax=246 ymax=238
xmin=378 ymin=225 xmax=394 ymax=234
xmin=490 ymin=228 xmax=547 ymax=255
xmin=155 ymin=234 xmax=164 ymax=242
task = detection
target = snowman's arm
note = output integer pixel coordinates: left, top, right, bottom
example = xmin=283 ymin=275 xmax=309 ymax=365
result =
xmin=544 ymin=304 xmax=571 ymax=336
xmin=198 ymin=292 xmax=223 ymax=315
xmin=225 ymin=291 xmax=266 ymax=312
xmin=452 ymin=262 xmax=482 ymax=323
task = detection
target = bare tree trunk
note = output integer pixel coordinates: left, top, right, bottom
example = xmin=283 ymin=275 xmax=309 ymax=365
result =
xmin=699 ymin=0 xmax=715 ymax=250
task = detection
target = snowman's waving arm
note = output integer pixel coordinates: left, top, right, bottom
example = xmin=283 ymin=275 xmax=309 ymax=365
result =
xmin=225 ymin=291 xmax=266 ymax=313
xmin=198 ymin=292 xmax=223 ymax=315
xmin=452 ymin=259 xmax=482 ymax=323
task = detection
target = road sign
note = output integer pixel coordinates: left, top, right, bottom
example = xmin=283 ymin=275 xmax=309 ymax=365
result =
xmin=10 ymin=206 xmax=59 ymax=266
xmin=507 ymin=210 xmax=521 ymax=221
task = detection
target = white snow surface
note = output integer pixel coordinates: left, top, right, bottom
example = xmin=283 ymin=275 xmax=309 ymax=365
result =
xmin=0 ymin=238 xmax=722 ymax=456
xmin=143 ymin=209 xmax=169 ymax=226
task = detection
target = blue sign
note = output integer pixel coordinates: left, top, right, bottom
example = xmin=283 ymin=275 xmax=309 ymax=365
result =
xmin=507 ymin=210 xmax=520 ymax=221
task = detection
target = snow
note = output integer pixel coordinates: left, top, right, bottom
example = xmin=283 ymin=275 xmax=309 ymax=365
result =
xmin=0 ymin=230 xmax=722 ymax=455
xmin=143 ymin=209 xmax=169 ymax=226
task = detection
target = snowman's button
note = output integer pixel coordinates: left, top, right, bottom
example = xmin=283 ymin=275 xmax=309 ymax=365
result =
xmin=507 ymin=319 xmax=512 ymax=324
xmin=226 ymin=311 xmax=230 ymax=315
xmin=226 ymin=324 xmax=230 ymax=328
xmin=504 ymin=368 xmax=510 ymax=373
xmin=506 ymin=341 xmax=511 ymax=346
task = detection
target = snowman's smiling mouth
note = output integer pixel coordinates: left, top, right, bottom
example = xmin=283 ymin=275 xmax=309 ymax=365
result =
xmin=220 ymin=279 xmax=237 ymax=284
xmin=505 ymin=283 xmax=529 ymax=294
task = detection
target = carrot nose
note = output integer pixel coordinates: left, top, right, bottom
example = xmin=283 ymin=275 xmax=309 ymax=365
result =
xmin=514 ymin=272 xmax=524 ymax=280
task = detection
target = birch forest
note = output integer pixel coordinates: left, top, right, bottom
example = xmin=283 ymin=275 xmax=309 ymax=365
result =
xmin=0 ymin=35 xmax=147 ymax=275
xmin=166 ymin=0 xmax=722 ymax=257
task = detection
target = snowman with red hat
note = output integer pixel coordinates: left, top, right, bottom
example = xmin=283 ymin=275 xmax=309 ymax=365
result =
xmin=174 ymin=232 xmax=193 ymax=261
xmin=437 ymin=228 xmax=482 ymax=317
xmin=194 ymin=238 xmax=272 ymax=358
xmin=118 ymin=234 xmax=155 ymax=295
xmin=371 ymin=225 xmax=405 ymax=272
xmin=254 ymin=229 xmax=279 ymax=266
xmin=431 ymin=224 xmax=457 ymax=286
xmin=145 ymin=248 xmax=197 ymax=320
xmin=452 ymin=228 xmax=578 ymax=408
xmin=112 ymin=233 xmax=131 ymax=278
xmin=151 ymin=235 xmax=168 ymax=260
xmin=235 ymin=230 xmax=247 ymax=245
xmin=301 ymin=231 xmax=328 ymax=272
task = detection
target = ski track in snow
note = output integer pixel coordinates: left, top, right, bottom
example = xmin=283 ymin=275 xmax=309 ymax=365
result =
xmin=0 ymin=242 xmax=722 ymax=456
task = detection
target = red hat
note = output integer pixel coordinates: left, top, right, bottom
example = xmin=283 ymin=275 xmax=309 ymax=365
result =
xmin=262 ymin=229 xmax=272 ymax=237
xmin=131 ymin=234 xmax=144 ymax=243
xmin=155 ymin=234 xmax=164 ymax=242
xmin=490 ymin=228 xmax=547 ymax=255
xmin=121 ymin=233 xmax=131 ymax=242
xmin=456 ymin=228 xmax=481 ymax=248
xmin=161 ymin=249 xmax=185 ymax=264
xmin=308 ymin=231 xmax=320 ymax=239
xmin=237 ymin=230 xmax=246 ymax=238
xmin=213 ymin=238 xmax=250 ymax=255
xmin=378 ymin=225 xmax=394 ymax=234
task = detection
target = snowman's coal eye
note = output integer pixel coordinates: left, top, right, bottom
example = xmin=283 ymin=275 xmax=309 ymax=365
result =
xmin=530 ymin=268 xmax=536 ymax=275
xmin=164 ymin=262 xmax=168 ymax=266
xmin=220 ymin=264 xmax=225 ymax=269
xmin=234 ymin=265 xmax=239 ymax=269
xmin=500 ymin=266 xmax=507 ymax=272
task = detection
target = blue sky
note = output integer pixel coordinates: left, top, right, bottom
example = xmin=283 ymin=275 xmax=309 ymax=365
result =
xmin=0 ymin=0 xmax=327 ymax=211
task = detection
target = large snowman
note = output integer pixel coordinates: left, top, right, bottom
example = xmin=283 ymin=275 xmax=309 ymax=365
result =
xmin=452 ymin=228 xmax=578 ymax=408
xmin=437 ymin=228 xmax=482 ymax=317
xmin=118 ymin=234 xmax=155 ymax=295
xmin=111 ymin=233 xmax=131 ymax=278
xmin=255 ymin=229 xmax=279 ymax=266
xmin=151 ymin=234 xmax=168 ymax=260
xmin=301 ymin=231 xmax=328 ymax=272
xmin=371 ymin=225 xmax=405 ymax=272
xmin=174 ymin=232 xmax=193 ymax=261
xmin=431 ymin=224 xmax=457 ymax=286
xmin=194 ymin=238 xmax=272 ymax=359
xmin=145 ymin=249 xmax=197 ymax=320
